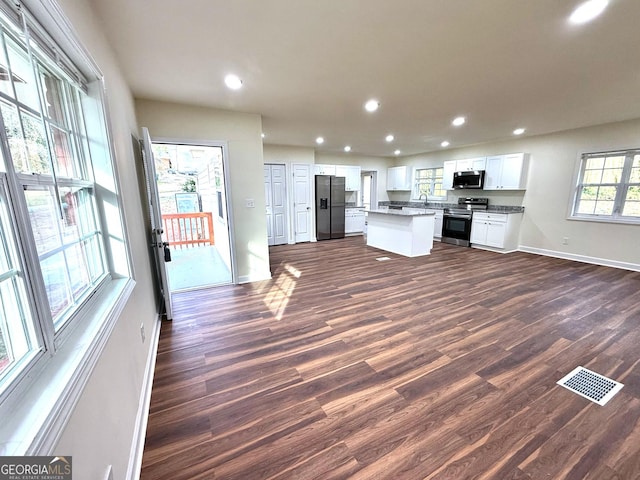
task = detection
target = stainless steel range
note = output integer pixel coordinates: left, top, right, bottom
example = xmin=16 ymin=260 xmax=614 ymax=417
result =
xmin=441 ymin=197 xmax=489 ymax=247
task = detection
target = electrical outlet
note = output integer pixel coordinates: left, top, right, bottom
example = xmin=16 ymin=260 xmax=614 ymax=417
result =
xmin=245 ymin=198 xmax=255 ymax=208
xmin=562 ymin=237 xmax=569 ymax=245
xmin=140 ymin=323 xmax=145 ymax=343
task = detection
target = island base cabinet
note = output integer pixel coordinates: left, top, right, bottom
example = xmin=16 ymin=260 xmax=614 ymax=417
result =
xmin=367 ymin=211 xmax=434 ymax=257
xmin=470 ymin=212 xmax=522 ymax=252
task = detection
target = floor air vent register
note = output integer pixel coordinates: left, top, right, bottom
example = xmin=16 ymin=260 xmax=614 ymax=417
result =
xmin=557 ymin=366 xmax=623 ymax=406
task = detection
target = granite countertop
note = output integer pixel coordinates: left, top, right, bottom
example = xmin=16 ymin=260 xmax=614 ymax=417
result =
xmin=484 ymin=207 xmax=525 ymax=214
xmin=378 ymin=201 xmax=525 ymax=214
xmin=367 ymin=208 xmax=436 ymax=216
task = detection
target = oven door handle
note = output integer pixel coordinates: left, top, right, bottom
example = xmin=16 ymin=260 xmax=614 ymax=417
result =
xmin=445 ymin=214 xmax=472 ymax=219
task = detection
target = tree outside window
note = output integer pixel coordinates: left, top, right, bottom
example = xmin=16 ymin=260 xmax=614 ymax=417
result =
xmin=413 ymin=167 xmax=446 ymax=201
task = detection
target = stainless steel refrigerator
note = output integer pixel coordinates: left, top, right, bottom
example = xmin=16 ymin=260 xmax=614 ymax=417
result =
xmin=315 ymin=175 xmax=345 ymax=240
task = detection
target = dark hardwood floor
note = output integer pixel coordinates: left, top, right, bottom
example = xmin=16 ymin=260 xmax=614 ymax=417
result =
xmin=140 ymin=236 xmax=640 ymax=480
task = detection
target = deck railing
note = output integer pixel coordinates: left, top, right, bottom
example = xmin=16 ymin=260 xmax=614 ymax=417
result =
xmin=162 ymin=212 xmax=215 ymax=249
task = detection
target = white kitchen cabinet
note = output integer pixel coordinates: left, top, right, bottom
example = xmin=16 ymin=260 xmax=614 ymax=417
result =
xmin=443 ymin=160 xmax=456 ymax=190
xmin=387 ymin=166 xmax=413 ymax=191
xmin=335 ymin=165 xmax=361 ymax=191
xmin=443 ymin=158 xmax=485 ymax=190
xmin=432 ymin=209 xmax=443 ymax=239
xmin=314 ymin=164 xmax=336 ymax=175
xmin=470 ymin=211 xmax=522 ymax=252
xmin=455 ymin=157 xmax=486 ymax=171
xmin=345 ymin=207 xmax=365 ymax=234
xmin=484 ymin=153 xmax=529 ymax=190
xmin=403 ymin=207 xmax=443 ymax=239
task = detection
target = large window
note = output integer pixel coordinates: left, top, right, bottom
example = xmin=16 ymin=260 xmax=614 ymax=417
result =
xmin=572 ymin=149 xmax=640 ymax=222
xmin=413 ymin=167 xmax=446 ymax=201
xmin=0 ymin=0 xmax=126 ymax=421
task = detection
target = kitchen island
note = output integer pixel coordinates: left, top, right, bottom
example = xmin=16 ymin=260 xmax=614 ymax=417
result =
xmin=366 ymin=208 xmax=435 ymax=257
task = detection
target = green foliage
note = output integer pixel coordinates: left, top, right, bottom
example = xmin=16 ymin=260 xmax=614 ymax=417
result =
xmin=0 ymin=328 xmax=7 ymax=363
xmin=2 ymin=106 xmax=51 ymax=174
xmin=182 ymin=178 xmax=196 ymax=192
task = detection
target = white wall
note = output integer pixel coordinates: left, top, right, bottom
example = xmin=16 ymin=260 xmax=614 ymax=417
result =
xmin=52 ymin=0 xmax=159 ymax=479
xmin=314 ymin=152 xmax=394 ymax=205
xmin=135 ymin=99 xmax=270 ymax=283
xmin=396 ymin=118 xmax=640 ymax=268
xmin=264 ymin=144 xmax=315 ymax=165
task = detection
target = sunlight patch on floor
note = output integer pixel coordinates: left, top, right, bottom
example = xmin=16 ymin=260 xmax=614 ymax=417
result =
xmin=264 ymin=264 xmax=300 ymax=320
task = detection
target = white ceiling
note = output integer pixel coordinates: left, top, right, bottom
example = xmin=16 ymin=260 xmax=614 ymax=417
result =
xmin=88 ymin=0 xmax=640 ymax=157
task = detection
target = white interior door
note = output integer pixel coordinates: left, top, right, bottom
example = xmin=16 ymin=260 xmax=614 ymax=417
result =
xmin=271 ymin=165 xmax=288 ymax=245
xmin=141 ymin=127 xmax=173 ymax=320
xmin=265 ymin=164 xmax=288 ymax=246
xmin=292 ymin=164 xmax=312 ymax=242
xmin=264 ymin=166 xmax=274 ymax=245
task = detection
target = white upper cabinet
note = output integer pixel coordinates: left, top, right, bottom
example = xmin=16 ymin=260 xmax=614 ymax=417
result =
xmin=315 ymin=164 xmax=360 ymax=190
xmin=455 ymin=157 xmax=486 ymax=171
xmin=484 ymin=153 xmax=529 ymax=190
xmin=443 ymin=160 xmax=456 ymax=190
xmin=335 ymin=165 xmax=361 ymax=191
xmin=387 ymin=166 xmax=413 ymax=191
xmin=314 ymin=164 xmax=336 ymax=175
xmin=443 ymin=158 xmax=486 ymax=190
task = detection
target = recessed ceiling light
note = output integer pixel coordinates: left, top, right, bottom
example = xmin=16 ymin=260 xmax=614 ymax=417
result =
xmin=452 ymin=116 xmax=466 ymax=127
xmin=569 ymin=0 xmax=609 ymax=24
xmin=364 ymin=99 xmax=380 ymax=112
xmin=441 ymin=141 xmax=450 ymax=147
xmin=394 ymin=149 xmax=401 ymax=156
xmin=224 ymin=73 xmax=243 ymax=90
xmin=344 ymin=145 xmax=351 ymax=152
xmin=316 ymin=137 xmax=324 ymax=145
xmin=385 ymin=134 xmax=394 ymax=142
xmin=513 ymin=128 xmax=526 ymax=135
xmin=261 ymin=132 xmax=265 ymax=138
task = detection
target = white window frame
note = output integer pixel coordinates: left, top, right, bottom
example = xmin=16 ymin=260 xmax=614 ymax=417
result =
xmin=0 ymin=0 xmax=135 ymax=455
xmin=570 ymin=148 xmax=640 ymax=225
xmin=412 ymin=167 xmax=446 ymax=201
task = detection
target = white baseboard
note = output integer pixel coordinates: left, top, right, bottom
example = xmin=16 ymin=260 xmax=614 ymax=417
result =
xmin=126 ymin=315 xmax=162 ymax=480
xmin=471 ymin=244 xmax=518 ymax=254
xmin=518 ymin=245 xmax=640 ymax=272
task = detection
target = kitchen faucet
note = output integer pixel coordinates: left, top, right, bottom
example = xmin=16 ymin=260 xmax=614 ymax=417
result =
xmin=418 ymin=193 xmax=428 ymax=208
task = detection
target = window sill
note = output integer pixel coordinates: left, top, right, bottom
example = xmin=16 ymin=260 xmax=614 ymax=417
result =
xmin=0 ymin=277 xmax=135 ymax=455
xmin=411 ymin=198 xmax=447 ymax=203
xmin=568 ymin=215 xmax=640 ymax=226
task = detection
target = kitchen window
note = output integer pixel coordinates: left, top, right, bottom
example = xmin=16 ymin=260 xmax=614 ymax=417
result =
xmin=572 ymin=149 xmax=640 ymax=223
xmin=0 ymin=0 xmax=131 ymax=452
xmin=413 ymin=167 xmax=446 ymax=201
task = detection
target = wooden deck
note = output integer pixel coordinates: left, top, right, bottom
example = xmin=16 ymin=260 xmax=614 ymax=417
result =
xmin=141 ymin=236 xmax=640 ymax=479
xmin=162 ymin=212 xmax=214 ymax=249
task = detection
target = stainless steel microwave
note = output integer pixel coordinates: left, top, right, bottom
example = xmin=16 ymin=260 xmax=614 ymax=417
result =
xmin=453 ymin=170 xmax=485 ymax=189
